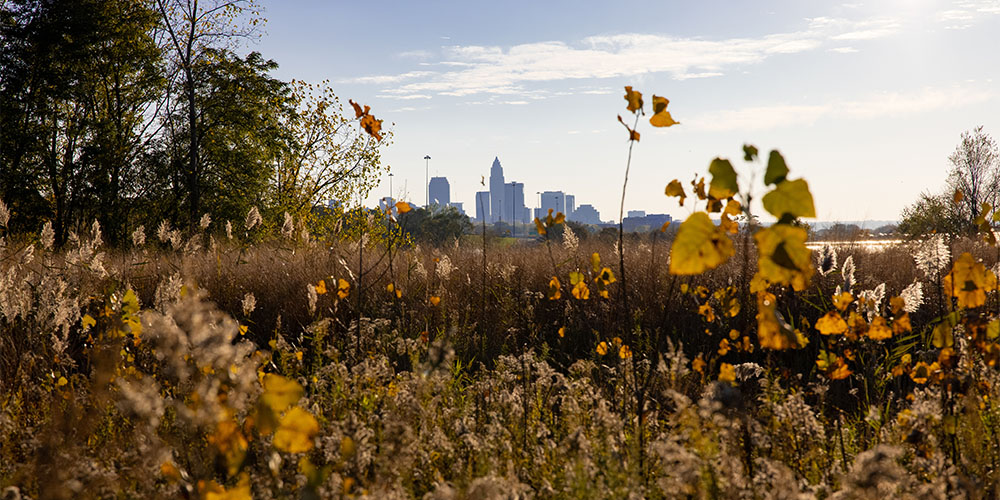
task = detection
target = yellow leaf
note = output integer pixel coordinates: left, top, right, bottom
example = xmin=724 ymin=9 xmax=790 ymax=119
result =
xmin=723 ymin=199 xmax=741 ymax=216
xmin=558 ymin=327 xmax=565 ymax=338
xmin=619 ymin=345 xmax=632 ymax=359
xmin=569 ymin=271 xmax=584 ymax=285
xmin=395 ymin=201 xmax=411 ymax=214
xmin=315 ymin=280 xmax=327 ymax=295
xmin=756 ymin=292 xmax=798 ymax=350
xmin=239 ymin=325 xmax=248 ymax=336
xmin=56 ymin=376 xmax=68 ymax=387
xmin=82 ymin=314 xmax=96 ymax=330
xmin=665 ymin=179 xmax=687 ymax=206
xmin=596 ymin=341 xmax=608 ymax=356
xmin=337 ymin=278 xmax=350 ymax=300
xmin=932 ymin=322 xmax=954 ymax=348
xmin=816 ymin=311 xmax=847 ymax=335
xmin=708 ymin=158 xmax=738 ymax=200
xmin=943 ymin=252 xmax=997 ymax=308
xmin=623 ymin=86 xmax=643 ymax=113
xmin=954 ymin=188 xmax=964 ymax=204
xmin=762 ymin=179 xmax=816 ymax=219
xmin=429 ymin=296 xmax=441 ymax=306
xmin=692 ymin=355 xmax=706 ymax=374
xmin=591 ymin=252 xmax=601 ymax=272
xmin=890 ymin=296 xmax=905 ymax=315
xmin=295 ymin=351 xmax=303 ymax=361
xmin=572 ymin=280 xmax=590 ymax=300
xmin=867 ymin=316 xmax=893 ymax=341
xmin=649 ymin=95 xmax=679 ymax=127
xmin=719 ymin=363 xmax=736 ymax=383
xmin=754 ymin=224 xmax=813 ymax=291
xmin=534 ymin=218 xmax=546 ymax=236
xmin=698 ymin=303 xmax=716 ymax=323
xmin=273 ymin=406 xmax=319 ymax=453
xmin=547 ymin=276 xmax=562 ymax=300
xmin=669 ymin=212 xmax=734 ymax=275
xmin=160 ymin=461 xmax=181 ymax=482
xmin=832 ymin=292 xmax=853 ymax=312
xmin=718 ymin=338 xmax=731 ymax=355
xmin=201 ymin=476 xmax=252 ymax=500
xmin=122 ymin=289 xmax=140 ymax=315
xmin=261 ymin=374 xmax=304 ymax=413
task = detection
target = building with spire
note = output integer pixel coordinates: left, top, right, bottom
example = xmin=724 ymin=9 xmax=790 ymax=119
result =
xmin=489 ymin=157 xmax=505 ymax=223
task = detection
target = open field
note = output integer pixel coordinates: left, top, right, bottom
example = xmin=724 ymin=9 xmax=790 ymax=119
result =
xmin=4 ymin=219 xmax=1000 ymax=499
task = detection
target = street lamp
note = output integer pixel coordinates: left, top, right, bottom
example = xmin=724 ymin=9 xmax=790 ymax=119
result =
xmin=388 ymin=172 xmax=394 ymax=214
xmin=424 ymin=155 xmax=431 ymax=209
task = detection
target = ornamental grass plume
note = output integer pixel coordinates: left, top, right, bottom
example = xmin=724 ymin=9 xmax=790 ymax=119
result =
xmin=281 ymin=212 xmax=294 ymax=239
xmin=245 ymin=206 xmax=262 ymax=232
xmin=914 ymin=234 xmax=950 ymax=278
xmin=132 ymin=225 xmax=146 ymax=248
xmin=816 ymin=245 xmax=837 ymax=276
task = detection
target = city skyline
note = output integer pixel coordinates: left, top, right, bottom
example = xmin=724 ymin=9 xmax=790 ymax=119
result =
xmin=254 ymin=0 xmax=1000 ymax=223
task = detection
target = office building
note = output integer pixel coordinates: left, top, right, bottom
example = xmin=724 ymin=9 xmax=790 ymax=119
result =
xmin=504 ymin=182 xmax=527 ymax=224
xmin=449 ymin=202 xmax=465 ymax=215
xmin=627 ymin=210 xmax=646 ymax=218
xmin=428 ymin=177 xmax=450 ymax=207
xmin=540 ymin=191 xmax=565 ymax=216
xmin=565 ymin=194 xmax=575 ymax=217
xmin=572 ymin=204 xmax=601 ymax=225
xmin=475 ymin=191 xmax=490 ymax=221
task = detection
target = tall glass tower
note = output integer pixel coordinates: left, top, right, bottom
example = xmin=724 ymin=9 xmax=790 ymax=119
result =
xmin=489 ymin=157 xmax=505 ymax=223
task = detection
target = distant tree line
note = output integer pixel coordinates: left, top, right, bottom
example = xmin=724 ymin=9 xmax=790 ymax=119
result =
xmin=899 ymin=126 xmax=999 ymax=237
xmin=0 ymin=0 xmax=388 ymax=246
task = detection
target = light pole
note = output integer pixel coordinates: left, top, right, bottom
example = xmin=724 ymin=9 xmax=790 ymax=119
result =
xmin=424 ymin=155 xmax=431 ymax=209
xmin=510 ymin=182 xmax=516 ymax=238
xmin=388 ymin=172 xmax=394 ymax=213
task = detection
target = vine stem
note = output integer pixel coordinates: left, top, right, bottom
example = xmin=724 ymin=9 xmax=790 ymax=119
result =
xmin=618 ymin=112 xmax=640 ymax=336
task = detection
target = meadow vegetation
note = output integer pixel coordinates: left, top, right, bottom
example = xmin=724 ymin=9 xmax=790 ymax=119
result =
xmin=5 ymin=1 xmax=1000 ymax=496
xmin=6 ymin=137 xmax=1000 ymax=498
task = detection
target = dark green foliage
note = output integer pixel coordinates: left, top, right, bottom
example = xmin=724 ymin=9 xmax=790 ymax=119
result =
xmin=398 ymin=206 xmax=472 ymax=245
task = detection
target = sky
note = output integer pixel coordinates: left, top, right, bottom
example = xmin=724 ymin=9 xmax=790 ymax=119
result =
xmin=250 ymin=0 xmax=1000 ymax=223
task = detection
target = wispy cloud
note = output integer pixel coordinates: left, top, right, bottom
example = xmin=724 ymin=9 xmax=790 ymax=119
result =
xmin=361 ymin=16 xmax=901 ymax=98
xmin=829 ymin=46 xmax=859 ymax=53
xmin=346 ymin=70 xmax=436 ymax=85
xmin=687 ymin=85 xmax=994 ymax=131
xmin=937 ymin=0 xmax=1000 ymax=29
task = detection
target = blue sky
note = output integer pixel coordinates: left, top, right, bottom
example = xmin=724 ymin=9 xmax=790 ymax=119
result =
xmin=253 ymin=0 xmax=1000 ymax=222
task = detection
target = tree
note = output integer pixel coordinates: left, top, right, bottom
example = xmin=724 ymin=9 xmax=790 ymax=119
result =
xmin=947 ymin=126 xmax=1000 ymax=226
xmin=271 ymin=81 xmax=390 ymax=218
xmin=398 ymin=206 xmax=472 ymax=246
xmin=154 ymin=0 xmax=262 ymax=227
xmin=898 ymin=191 xmax=965 ymax=237
xmin=0 ymin=0 xmax=163 ymax=244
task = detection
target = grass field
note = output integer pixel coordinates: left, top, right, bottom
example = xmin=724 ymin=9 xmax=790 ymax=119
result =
xmin=3 ymin=214 xmax=1000 ymax=499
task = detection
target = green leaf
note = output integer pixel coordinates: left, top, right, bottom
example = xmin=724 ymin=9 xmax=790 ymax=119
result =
xmin=762 ymin=179 xmax=816 ymax=219
xmin=743 ymin=144 xmax=758 ymax=162
xmin=708 ymin=158 xmax=738 ymax=200
xmin=765 ymin=150 xmax=789 ymax=185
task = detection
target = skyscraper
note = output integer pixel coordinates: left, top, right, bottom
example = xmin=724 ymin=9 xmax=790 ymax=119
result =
xmin=475 ymin=191 xmax=490 ymax=222
xmin=565 ymin=194 xmax=575 ymax=217
xmin=504 ymin=182 xmax=526 ymax=224
xmin=489 ymin=157 xmax=505 ymax=223
xmin=541 ymin=191 xmax=565 ymax=215
xmin=428 ymin=177 xmax=450 ymax=207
